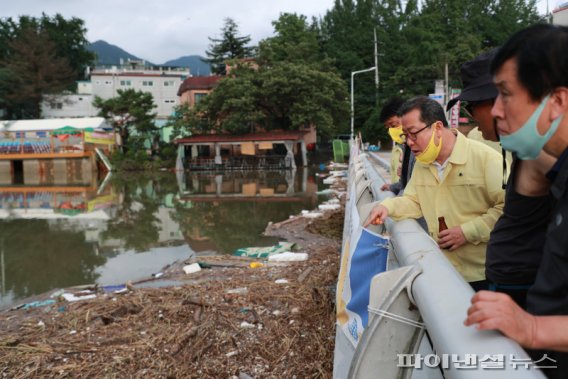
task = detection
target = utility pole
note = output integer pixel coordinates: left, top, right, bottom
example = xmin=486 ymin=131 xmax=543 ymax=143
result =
xmin=444 ymin=62 xmax=449 ymax=106
xmin=374 ymin=28 xmax=380 ymax=106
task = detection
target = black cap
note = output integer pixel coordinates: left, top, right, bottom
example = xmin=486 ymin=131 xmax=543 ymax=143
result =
xmin=446 ymin=49 xmax=499 ymax=111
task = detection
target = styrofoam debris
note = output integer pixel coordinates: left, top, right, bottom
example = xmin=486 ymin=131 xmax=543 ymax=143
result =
xmin=323 ymin=177 xmax=336 ymax=185
xmin=318 ymin=203 xmax=341 ymax=211
xmin=62 ymin=292 xmax=97 ymax=302
xmin=182 ymin=263 xmax=201 ymax=275
xmin=268 ymin=252 xmax=308 ymax=262
xmin=275 ymin=279 xmax=289 ymax=284
xmin=302 ymin=212 xmax=323 ymax=219
xmin=240 ymin=321 xmax=256 ymax=329
xmin=226 ymin=287 xmax=248 ymax=295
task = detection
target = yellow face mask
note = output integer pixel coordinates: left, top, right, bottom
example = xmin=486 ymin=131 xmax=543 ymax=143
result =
xmin=388 ymin=125 xmax=405 ymax=144
xmin=415 ymin=124 xmax=443 ymax=164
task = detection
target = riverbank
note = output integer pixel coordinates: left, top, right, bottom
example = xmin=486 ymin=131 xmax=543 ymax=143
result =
xmin=0 ymin=174 xmax=346 ymax=378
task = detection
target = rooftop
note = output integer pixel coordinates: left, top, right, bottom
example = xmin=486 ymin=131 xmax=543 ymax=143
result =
xmin=175 ymin=131 xmax=307 ymax=144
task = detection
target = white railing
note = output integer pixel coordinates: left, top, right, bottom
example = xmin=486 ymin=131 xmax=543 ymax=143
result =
xmin=336 ymin=140 xmax=545 ymax=379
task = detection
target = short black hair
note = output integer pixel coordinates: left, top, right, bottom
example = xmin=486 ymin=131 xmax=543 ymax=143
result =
xmin=379 ymin=97 xmax=405 ymax=123
xmin=491 ymin=24 xmax=568 ymax=102
xmin=399 ymin=96 xmax=449 ymax=128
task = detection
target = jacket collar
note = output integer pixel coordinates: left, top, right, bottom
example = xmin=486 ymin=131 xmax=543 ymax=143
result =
xmin=550 ymin=148 xmax=568 ymax=199
xmin=447 ymin=130 xmax=468 ymax=165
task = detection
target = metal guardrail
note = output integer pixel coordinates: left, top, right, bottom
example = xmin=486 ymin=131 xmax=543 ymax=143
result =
xmin=351 ymin=151 xmax=545 ymax=379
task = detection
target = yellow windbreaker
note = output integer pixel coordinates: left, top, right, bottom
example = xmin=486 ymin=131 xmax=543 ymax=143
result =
xmin=390 ymin=143 xmax=403 ymax=183
xmin=380 ymin=132 xmax=505 ymax=282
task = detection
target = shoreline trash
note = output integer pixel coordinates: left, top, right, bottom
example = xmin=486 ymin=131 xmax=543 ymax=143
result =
xmin=268 ymin=252 xmax=308 ymax=262
xmin=62 ymin=291 xmax=97 ymax=302
xmin=226 ymin=287 xmax=248 ymax=295
xmin=101 ymin=285 xmax=127 ymax=294
xmin=233 ymin=241 xmax=295 ymax=258
xmin=12 ymin=299 xmax=57 ymax=310
xmin=318 ymin=203 xmax=341 ymax=211
xmin=183 ymin=263 xmax=202 ymax=275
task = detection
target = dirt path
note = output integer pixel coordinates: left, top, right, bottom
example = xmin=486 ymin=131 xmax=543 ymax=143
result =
xmin=0 ymin=182 xmax=346 ymax=378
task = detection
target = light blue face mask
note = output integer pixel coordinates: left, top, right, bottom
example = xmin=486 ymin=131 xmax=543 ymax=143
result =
xmin=500 ymin=94 xmax=563 ymax=160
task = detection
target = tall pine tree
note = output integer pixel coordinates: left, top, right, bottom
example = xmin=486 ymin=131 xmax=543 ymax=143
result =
xmin=205 ymin=18 xmax=254 ymax=75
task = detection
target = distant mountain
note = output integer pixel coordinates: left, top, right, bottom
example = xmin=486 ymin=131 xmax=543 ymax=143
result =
xmin=162 ymin=56 xmax=211 ymax=76
xmin=87 ymin=40 xmax=146 ymax=66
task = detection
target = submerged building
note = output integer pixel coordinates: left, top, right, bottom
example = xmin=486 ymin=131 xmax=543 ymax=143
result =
xmin=0 ymin=117 xmax=115 ymax=185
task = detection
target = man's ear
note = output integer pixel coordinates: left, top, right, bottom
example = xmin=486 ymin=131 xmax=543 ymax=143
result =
xmin=550 ymin=87 xmax=568 ymax=121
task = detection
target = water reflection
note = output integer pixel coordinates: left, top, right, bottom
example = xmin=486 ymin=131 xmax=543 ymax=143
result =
xmin=0 ymin=168 xmax=320 ymax=307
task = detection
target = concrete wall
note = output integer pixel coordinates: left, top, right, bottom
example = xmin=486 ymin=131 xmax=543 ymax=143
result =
xmin=90 ymin=72 xmax=184 ymax=118
xmin=42 ymin=94 xmax=97 ymax=118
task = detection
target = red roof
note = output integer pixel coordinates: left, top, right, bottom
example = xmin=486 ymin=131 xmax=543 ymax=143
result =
xmin=175 ymin=131 xmax=307 ymax=144
xmin=177 ymin=76 xmax=221 ymax=96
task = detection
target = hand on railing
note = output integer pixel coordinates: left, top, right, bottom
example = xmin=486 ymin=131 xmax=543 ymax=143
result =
xmin=363 ymin=204 xmax=389 ymax=227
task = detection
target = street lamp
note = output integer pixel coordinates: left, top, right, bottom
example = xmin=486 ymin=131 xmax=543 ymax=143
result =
xmin=351 ymin=66 xmax=376 ymax=140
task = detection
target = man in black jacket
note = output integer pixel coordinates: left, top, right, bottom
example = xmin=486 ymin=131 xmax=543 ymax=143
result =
xmin=448 ymin=49 xmax=556 ymax=307
xmin=465 ymin=24 xmax=568 ymax=379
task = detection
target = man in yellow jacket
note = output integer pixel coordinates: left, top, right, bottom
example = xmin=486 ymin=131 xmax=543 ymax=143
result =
xmin=364 ymin=96 xmax=505 ymax=290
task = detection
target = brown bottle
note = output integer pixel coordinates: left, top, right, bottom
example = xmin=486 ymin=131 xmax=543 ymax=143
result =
xmin=438 ymin=216 xmax=448 ymax=232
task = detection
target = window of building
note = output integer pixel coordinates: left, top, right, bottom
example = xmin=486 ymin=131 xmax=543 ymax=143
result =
xmin=194 ymin=93 xmax=207 ymax=104
xmin=164 ymin=80 xmax=175 ymax=87
xmin=50 ymin=103 xmax=63 ymax=109
xmin=164 ymin=99 xmax=176 ymax=104
xmin=105 ymin=81 xmax=113 ymax=85
xmin=120 ymin=80 xmax=132 ymax=86
xmin=142 ymin=81 xmax=154 ymax=87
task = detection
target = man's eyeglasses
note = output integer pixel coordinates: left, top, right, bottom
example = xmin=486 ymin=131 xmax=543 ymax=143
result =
xmin=401 ymin=124 xmax=431 ymax=142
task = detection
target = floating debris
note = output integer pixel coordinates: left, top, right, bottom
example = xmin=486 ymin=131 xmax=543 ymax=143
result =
xmin=182 ymin=263 xmax=202 ymax=274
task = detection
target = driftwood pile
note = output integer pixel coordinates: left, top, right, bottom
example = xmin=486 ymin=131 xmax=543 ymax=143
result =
xmin=1 ymin=209 xmax=344 ymax=379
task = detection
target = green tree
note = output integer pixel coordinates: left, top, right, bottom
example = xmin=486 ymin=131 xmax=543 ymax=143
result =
xmin=0 ymin=27 xmax=76 ymax=119
xmin=187 ymin=62 xmax=349 ymax=137
xmin=38 ymin=13 xmax=95 ymax=80
xmin=205 ymin=18 xmax=254 ymax=75
xmin=319 ymin=0 xmax=543 ymax=144
xmin=0 ymin=14 xmax=95 ymax=119
xmin=320 ymin=0 xmax=380 ymax=140
xmin=258 ymin=13 xmax=325 ymax=66
xmin=94 ymin=89 xmax=157 ymax=154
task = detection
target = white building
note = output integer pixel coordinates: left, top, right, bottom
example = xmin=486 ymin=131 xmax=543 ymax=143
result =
xmin=42 ymin=60 xmax=190 ymax=120
xmin=553 ymin=2 xmax=568 ymax=25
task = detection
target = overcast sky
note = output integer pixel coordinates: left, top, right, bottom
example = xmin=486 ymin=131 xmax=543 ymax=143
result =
xmin=1 ymin=0 xmax=335 ymax=64
xmin=1 ymin=0 xmax=552 ymax=64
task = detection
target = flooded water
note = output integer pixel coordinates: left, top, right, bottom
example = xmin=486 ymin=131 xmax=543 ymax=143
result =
xmin=0 ymin=167 xmax=327 ymax=307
